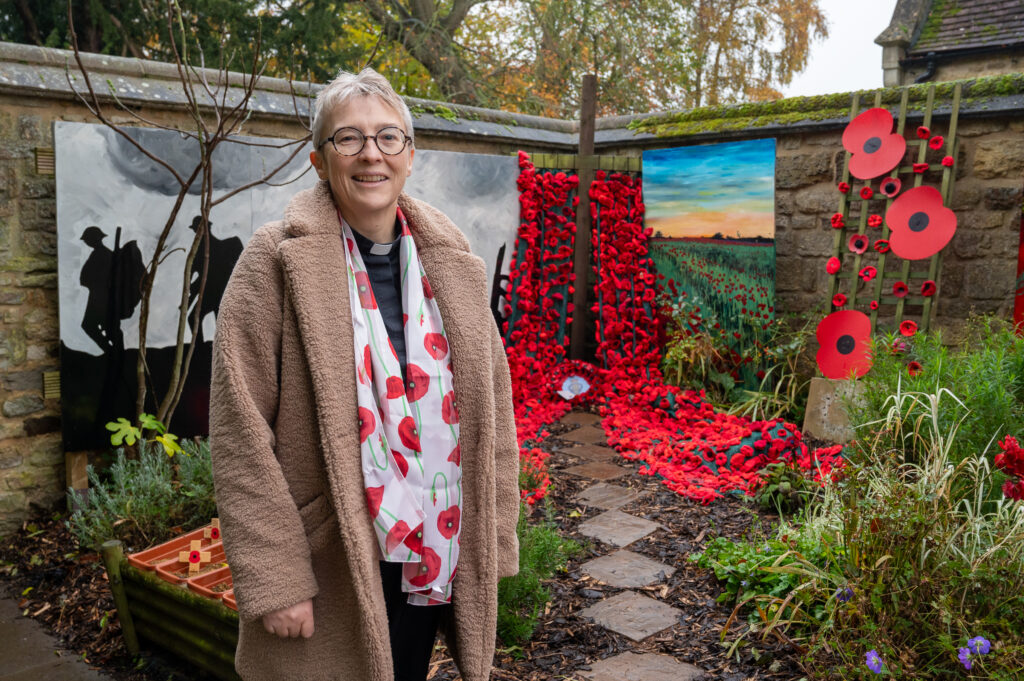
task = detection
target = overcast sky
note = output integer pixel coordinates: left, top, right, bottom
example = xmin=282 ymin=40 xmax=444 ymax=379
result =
xmin=780 ymin=0 xmax=896 ymax=98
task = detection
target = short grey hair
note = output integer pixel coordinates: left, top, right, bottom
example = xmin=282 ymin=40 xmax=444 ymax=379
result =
xmin=311 ymin=68 xmax=415 ymax=151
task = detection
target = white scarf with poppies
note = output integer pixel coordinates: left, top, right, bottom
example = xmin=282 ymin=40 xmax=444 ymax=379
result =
xmin=341 ymin=207 xmax=462 ymax=606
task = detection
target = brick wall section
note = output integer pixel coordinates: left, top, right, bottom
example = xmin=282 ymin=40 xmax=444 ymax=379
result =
xmin=773 ymin=117 xmax=1023 ymax=331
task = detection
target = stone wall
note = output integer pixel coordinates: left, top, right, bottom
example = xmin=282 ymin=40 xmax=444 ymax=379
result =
xmin=2 ymin=41 xmax=1024 ymax=536
xmin=772 ymin=117 xmax=1022 ymax=328
xmin=0 ymin=42 xmax=575 ymax=537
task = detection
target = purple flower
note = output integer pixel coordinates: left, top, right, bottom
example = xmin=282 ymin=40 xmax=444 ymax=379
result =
xmin=958 ymin=647 xmax=972 ymax=670
xmin=968 ymin=636 xmax=991 ymax=655
xmin=835 ymin=586 xmax=854 ymax=603
xmin=866 ymin=649 xmax=883 ymax=674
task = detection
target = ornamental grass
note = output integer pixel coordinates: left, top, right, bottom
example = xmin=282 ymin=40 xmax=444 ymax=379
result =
xmin=699 ymin=380 xmax=1024 ymax=678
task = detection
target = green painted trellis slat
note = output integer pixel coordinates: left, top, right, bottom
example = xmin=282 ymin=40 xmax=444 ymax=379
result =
xmin=828 ymin=82 xmax=962 ymax=333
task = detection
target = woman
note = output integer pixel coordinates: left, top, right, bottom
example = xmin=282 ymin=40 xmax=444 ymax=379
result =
xmin=209 ymin=67 xmax=520 ymax=681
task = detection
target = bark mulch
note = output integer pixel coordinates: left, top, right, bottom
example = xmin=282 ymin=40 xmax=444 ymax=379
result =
xmin=425 ymin=417 xmax=808 ymax=681
xmin=0 ymin=416 xmax=809 ymax=681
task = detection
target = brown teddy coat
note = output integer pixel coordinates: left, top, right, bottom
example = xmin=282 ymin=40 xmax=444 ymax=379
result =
xmin=209 ymin=180 xmax=520 ymax=681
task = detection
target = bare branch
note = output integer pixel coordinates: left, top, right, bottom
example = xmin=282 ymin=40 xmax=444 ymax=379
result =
xmin=211 ymin=134 xmax=311 ymax=206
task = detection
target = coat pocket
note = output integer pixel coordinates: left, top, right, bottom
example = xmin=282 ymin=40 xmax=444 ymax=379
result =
xmin=297 ymin=493 xmax=337 ymax=555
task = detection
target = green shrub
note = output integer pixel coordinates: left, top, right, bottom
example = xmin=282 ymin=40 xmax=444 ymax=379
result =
xmin=753 ymin=461 xmax=816 ymax=515
xmin=699 ymin=386 xmax=1024 ymax=678
xmin=497 ymin=502 xmax=581 ymax=647
xmin=66 ymin=439 xmax=217 ymax=551
xmin=851 ymin=315 xmax=1024 ymax=467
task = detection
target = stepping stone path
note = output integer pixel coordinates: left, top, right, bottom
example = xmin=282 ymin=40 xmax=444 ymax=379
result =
xmin=558 ymin=413 xmax=706 ymax=679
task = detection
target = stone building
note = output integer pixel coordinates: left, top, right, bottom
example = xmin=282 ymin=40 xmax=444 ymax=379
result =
xmin=878 ymin=0 xmax=1024 ymax=86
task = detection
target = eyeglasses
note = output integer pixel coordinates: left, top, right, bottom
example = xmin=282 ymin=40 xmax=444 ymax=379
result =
xmin=318 ymin=126 xmax=411 ymax=156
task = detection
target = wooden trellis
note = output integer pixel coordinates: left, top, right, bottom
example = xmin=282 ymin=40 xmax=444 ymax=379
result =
xmin=828 ymin=82 xmax=962 ymax=333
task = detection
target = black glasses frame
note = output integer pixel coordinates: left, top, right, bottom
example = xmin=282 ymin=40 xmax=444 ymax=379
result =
xmin=317 ymin=126 xmax=411 ymax=156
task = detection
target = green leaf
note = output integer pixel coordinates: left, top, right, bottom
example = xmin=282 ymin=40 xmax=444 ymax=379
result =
xmin=105 ymin=418 xmax=140 ymax=447
xmin=155 ymin=433 xmax=183 ymax=458
xmin=138 ymin=413 xmax=166 ymax=435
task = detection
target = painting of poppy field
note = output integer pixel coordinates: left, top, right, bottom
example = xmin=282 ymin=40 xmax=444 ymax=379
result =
xmin=643 ymin=139 xmax=776 ymax=385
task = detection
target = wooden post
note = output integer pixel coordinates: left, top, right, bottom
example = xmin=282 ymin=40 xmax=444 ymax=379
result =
xmin=101 ymin=540 xmax=140 ymax=654
xmin=571 ymin=74 xmax=597 ymax=359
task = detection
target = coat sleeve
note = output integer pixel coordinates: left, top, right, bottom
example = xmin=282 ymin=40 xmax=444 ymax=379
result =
xmin=490 ymin=321 xmax=521 ymax=578
xmin=209 ymin=227 xmax=319 ymax=620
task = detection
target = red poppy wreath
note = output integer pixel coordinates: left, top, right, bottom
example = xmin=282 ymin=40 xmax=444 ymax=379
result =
xmin=884 ymin=185 xmax=957 ymax=260
xmin=816 ymin=310 xmax=873 ymax=380
xmin=842 ymin=108 xmax=907 ymax=180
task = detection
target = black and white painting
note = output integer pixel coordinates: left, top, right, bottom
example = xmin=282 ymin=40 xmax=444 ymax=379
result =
xmin=56 ymin=122 xmax=518 ymax=449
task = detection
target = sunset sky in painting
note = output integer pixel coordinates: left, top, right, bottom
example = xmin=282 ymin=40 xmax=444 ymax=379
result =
xmin=643 ymin=139 xmax=776 ymax=240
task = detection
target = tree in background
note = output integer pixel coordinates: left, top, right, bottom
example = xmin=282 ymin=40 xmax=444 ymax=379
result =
xmin=1 ymin=0 xmax=827 ymax=114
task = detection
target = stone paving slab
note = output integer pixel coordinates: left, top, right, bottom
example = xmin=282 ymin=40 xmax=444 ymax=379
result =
xmin=581 ymin=550 xmax=675 ymax=588
xmin=0 ymin=587 xmax=109 ymax=680
xmin=578 ymin=591 xmax=681 ymax=642
xmin=562 ymin=426 xmax=608 ymax=445
xmin=578 ymin=510 xmax=660 ymax=547
xmin=578 ymin=652 xmax=705 ymax=681
xmin=560 ymin=412 xmax=603 ymax=427
xmin=563 ymin=461 xmax=629 ymax=481
xmin=560 ymin=444 xmax=617 ymax=463
xmin=573 ymin=482 xmax=639 ymax=510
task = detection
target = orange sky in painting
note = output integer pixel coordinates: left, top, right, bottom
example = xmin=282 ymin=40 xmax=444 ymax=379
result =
xmin=646 ymin=211 xmax=774 ymax=240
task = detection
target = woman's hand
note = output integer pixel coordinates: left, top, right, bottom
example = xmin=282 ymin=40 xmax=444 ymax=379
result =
xmin=262 ymin=599 xmax=315 ymax=638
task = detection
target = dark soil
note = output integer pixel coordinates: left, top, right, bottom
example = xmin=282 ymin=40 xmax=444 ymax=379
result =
xmin=0 ymin=415 xmax=808 ymax=681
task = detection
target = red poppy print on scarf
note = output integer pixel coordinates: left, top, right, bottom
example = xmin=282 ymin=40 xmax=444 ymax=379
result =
xmin=398 ymin=416 xmax=422 ymax=452
xmin=386 ymin=375 xmax=405 ymax=399
xmin=816 ymin=310 xmax=873 ymax=379
xmin=406 ymin=547 xmax=442 ymax=587
xmin=425 ymin=333 xmax=449 ymax=360
xmin=392 ymin=450 xmax=409 ymax=477
xmin=363 ymin=345 xmax=373 ymax=384
xmin=358 ymin=407 xmax=375 ymax=443
xmin=406 ymin=364 xmax=430 ymax=403
xmin=442 ymin=391 xmax=459 ymax=424
xmin=447 ymin=444 xmax=461 ymax=465
xmin=437 ymin=506 xmax=460 ymax=539
xmin=403 ymin=523 xmax=424 ymax=554
xmin=354 ymin=271 xmax=377 ymax=309
xmin=885 ymin=185 xmax=957 ymax=260
xmin=385 ymin=520 xmax=411 ymax=554
xmin=842 ymin=108 xmax=906 ymax=179
xmin=422 ymin=275 xmax=434 ymax=299
xmin=366 ymin=486 xmax=384 ymax=518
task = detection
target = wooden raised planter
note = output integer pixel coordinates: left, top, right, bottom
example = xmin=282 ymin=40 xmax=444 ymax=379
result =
xmin=102 ymin=539 xmax=241 ymax=681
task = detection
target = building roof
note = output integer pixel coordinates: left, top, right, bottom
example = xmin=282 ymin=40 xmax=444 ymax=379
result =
xmin=910 ymin=0 xmax=1024 ymax=55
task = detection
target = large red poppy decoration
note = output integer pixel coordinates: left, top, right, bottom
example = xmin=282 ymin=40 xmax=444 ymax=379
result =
xmin=816 ymin=310 xmax=873 ymax=379
xmin=842 ymin=108 xmax=907 ymax=180
xmin=885 ymin=185 xmax=957 ymax=260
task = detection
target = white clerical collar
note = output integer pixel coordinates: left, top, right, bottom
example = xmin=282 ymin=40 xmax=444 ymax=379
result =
xmin=369 ymin=241 xmax=395 ymax=255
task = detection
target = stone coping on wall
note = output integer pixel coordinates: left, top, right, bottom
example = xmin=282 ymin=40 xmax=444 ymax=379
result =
xmin=602 ymin=73 xmax=1024 ymax=149
xmin=0 ymin=41 xmax=577 ymax=149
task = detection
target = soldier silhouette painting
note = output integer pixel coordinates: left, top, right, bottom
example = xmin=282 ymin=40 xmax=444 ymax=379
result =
xmin=187 ymin=216 xmax=243 ymax=343
xmin=78 ymin=226 xmax=145 ymax=353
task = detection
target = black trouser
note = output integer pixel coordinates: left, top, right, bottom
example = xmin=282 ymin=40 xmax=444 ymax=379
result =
xmin=378 ymin=561 xmax=450 ymax=681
